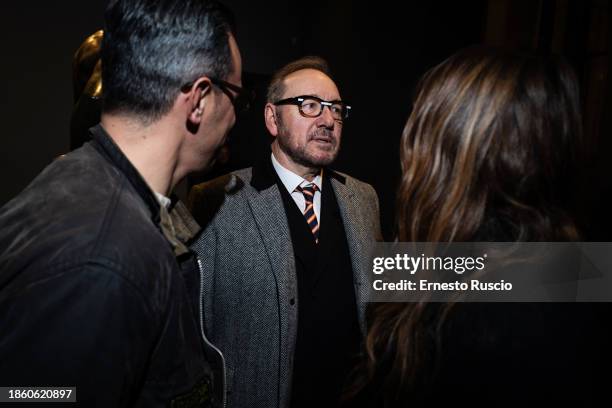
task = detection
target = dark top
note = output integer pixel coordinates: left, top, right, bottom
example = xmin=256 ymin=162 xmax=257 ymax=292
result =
xmin=348 ymin=220 xmax=612 ymax=407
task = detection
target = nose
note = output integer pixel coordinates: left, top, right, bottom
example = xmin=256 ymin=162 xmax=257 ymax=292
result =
xmin=318 ymin=105 xmax=335 ymax=128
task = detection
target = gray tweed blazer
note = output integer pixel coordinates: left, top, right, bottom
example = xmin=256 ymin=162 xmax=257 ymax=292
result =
xmin=189 ymin=162 xmax=381 ymax=408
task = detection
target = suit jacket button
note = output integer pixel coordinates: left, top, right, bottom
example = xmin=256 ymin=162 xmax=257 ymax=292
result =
xmin=289 ymin=298 xmax=295 ymax=305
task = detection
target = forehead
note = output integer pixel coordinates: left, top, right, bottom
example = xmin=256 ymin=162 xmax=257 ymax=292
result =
xmin=281 ymin=69 xmax=340 ymax=100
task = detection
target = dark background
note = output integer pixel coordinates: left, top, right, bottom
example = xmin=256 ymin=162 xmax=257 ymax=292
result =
xmin=1 ymin=0 xmax=611 ymax=240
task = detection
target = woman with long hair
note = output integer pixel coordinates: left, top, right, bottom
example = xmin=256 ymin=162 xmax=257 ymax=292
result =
xmin=347 ymin=47 xmax=609 ymax=406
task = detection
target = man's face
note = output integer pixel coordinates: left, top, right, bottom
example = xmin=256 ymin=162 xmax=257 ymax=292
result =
xmin=194 ymin=33 xmax=242 ymax=171
xmin=273 ymin=69 xmax=343 ymax=169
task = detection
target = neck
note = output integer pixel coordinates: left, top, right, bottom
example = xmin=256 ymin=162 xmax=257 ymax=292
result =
xmin=271 ymin=143 xmax=321 ymax=182
xmin=100 ymin=113 xmax=182 ymax=196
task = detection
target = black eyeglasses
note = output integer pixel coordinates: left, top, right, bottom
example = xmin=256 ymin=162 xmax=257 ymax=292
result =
xmin=273 ymin=95 xmax=351 ymax=121
xmin=181 ymin=77 xmax=254 ymax=113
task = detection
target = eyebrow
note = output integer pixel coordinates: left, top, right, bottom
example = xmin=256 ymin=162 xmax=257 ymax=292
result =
xmin=301 ymin=94 xmax=343 ymax=103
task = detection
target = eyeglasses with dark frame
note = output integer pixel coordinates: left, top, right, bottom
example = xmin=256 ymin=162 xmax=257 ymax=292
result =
xmin=273 ymin=95 xmax=351 ymax=121
xmin=181 ymin=77 xmax=254 ymax=113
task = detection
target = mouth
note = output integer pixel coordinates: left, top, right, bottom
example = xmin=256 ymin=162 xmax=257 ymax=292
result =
xmin=312 ymin=137 xmax=333 ymax=145
xmin=310 ymin=133 xmax=334 ymax=145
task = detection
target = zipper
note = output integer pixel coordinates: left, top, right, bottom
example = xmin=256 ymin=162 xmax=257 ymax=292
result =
xmin=197 ymin=257 xmax=227 ymax=408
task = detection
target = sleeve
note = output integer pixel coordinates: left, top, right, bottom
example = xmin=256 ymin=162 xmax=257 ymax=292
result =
xmin=0 ymin=262 xmax=159 ymax=407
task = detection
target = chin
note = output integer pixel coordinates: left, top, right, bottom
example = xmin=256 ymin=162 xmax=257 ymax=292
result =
xmin=308 ymin=154 xmax=336 ymax=168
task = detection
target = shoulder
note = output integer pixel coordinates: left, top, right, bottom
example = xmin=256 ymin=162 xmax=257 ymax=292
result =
xmin=187 ymin=168 xmax=254 ymax=226
xmin=327 ymin=170 xmax=381 ymax=238
xmin=0 ymin=144 xmax=176 ymax=300
xmin=328 ymin=169 xmax=378 ymax=200
xmin=189 ymin=168 xmax=253 ymax=197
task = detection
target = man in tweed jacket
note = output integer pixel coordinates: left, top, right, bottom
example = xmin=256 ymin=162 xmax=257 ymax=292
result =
xmin=189 ymin=56 xmax=381 ymax=408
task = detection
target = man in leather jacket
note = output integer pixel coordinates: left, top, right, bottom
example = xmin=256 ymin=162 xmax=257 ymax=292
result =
xmin=0 ymin=1 xmax=245 ymax=406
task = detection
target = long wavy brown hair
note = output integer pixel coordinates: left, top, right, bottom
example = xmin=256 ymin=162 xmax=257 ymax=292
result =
xmin=349 ymin=47 xmax=583 ymax=403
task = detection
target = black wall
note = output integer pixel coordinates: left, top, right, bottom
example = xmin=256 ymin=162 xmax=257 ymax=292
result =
xmin=2 ymin=1 xmax=608 ymax=239
xmin=0 ymin=2 xmax=102 ymax=198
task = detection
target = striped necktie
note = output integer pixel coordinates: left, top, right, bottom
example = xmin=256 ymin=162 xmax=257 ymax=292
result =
xmin=296 ymin=184 xmax=319 ymax=244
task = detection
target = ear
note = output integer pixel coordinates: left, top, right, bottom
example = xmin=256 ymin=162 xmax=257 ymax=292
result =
xmin=264 ymin=103 xmax=279 ymax=137
xmin=186 ymin=77 xmax=212 ymax=125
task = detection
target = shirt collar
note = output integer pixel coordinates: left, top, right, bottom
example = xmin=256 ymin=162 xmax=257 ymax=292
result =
xmin=270 ymin=152 xmax=323 ymax=193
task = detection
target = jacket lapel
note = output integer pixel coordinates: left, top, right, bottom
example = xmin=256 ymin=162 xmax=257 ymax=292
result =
xmin=244 ymin=183 xmax=297 ymax=300
xmin=243 ymin=159 xmax=298 ymax=392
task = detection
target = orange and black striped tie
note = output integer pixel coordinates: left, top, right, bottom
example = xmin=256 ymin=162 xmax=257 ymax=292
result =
xmin=296 ymin=184 xmax=319 ymax=243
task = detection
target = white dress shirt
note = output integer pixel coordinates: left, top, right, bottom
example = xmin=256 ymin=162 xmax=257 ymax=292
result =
xmin=271 ymin=153 xmax=323 ymax=225
xmin=154 ymin=192 xmax=172 ymax=209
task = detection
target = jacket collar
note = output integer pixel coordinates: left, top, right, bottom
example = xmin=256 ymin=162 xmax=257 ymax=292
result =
xmin=89 ymin=124 xmax=200 ymax=255
xmin=90 ymin=124 xmax=162 ymax=224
